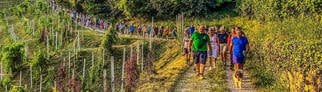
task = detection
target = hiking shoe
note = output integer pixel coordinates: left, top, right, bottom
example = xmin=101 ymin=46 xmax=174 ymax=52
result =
xmin=208 ymin=67 xmax=213 ymax=71
xmin=186 ymin=60 xmax=190 ymax=65
xmin=198 ymin=75 xmax=205 ymax=80
xmin=196 ymin=73 xmax=201 ymax=77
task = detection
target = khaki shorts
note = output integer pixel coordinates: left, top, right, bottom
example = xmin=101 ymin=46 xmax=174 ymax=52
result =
xmin=220 ymin=43 xmax=227 ymax=54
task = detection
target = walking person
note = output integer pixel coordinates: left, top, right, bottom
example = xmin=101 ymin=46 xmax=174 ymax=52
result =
xmin=217 ymin=25 xmax=229 ymax=66
xmin=189 ymin=26 xmax=211 ymax=79
xmin=165 ymin=26 xmax=170 ymax=40
xmin=229 ymin=27 xmax=249 ymax=78
xmin=142 ymin=25 xmax=147 ymax=38
xmin=208 ymin=27 xmax=220 ymax=70
xmin=147 ymin=25 xmax=152 ymax=38
xmin=183 ymin=31 xmax=191 ymax=65
xmin=227 ymin=27 xmax=237 ymax=70
xmin=129 ymin=24 xmax=135 ymax=36
xmin=154 ymin=26 xmax=159 ymax=37
xmin=159 ymin=26 xmax=164 ymax=38
xmin=172 ymin=27 xmax=177 ymax=39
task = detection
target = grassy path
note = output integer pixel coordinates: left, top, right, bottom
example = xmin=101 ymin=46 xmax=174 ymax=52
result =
xmin=173 ymin=66 xmax=213 ymax=92
xmin=225 ymin=62 xmax=256 ymax=92
xmin=173 ymin=60 xmax=229 ymax=92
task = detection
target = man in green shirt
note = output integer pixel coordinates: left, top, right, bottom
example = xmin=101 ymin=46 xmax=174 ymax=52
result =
xmin=189 ymin=26 xmax=212 ymax=79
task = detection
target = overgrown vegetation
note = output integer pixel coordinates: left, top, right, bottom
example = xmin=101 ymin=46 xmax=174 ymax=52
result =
xmin=57 ymin=0 xmax=236 ymax=19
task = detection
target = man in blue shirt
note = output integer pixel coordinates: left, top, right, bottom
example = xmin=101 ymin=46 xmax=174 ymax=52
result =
xmin=229 ymin=27 xmax=249 ymax=75
xmin=129 ymin=24 xmax=135 ymax=36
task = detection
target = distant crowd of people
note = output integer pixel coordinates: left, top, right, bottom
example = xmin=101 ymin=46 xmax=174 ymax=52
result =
xmin=49 ymin=1 xmax=178 ymax=39
xmin=116 ymin=23 xmax=178 ymax=39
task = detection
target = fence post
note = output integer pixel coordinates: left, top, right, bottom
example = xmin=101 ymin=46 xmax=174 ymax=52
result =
xmin=103 ymin=69 xmax=107 ymax=92
xmin=0 ymin=62 xmax=2 ymax=80
xmin=141 ymin=43 xmax=144 ymax=72
xmin=68 ymin=51 xmax=71 ymax=78
xmin=111 ymin=56 xmax=115 ymax=92
xmin=82 ymin=59 xmax=86 ymax=82
xmin=56 ymin=32 xmax=58 ymax=50
xmin=32 ymin=20 xmax=35 ymax=36
xmin=19 ymin=71 xmax=22 ymax=86
xmin=30 ymin=65 xmax=32 ymax=90
xmin=121 ymin=47 xmax=126 ymax=92
xmin=40 ymin=68 xmax=42 ymax=92
xmin=137 ymin=43 xmax=140 ymax=67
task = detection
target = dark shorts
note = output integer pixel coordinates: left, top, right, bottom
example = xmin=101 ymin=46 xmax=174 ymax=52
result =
xmin=233 ymin=55 xmax=245 ymax=64
xmin=193 ymin=51 xmax=208 ymax=64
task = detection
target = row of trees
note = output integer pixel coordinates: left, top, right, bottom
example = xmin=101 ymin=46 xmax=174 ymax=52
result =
xmin=56 ymin=0 xmax=235 ymax=19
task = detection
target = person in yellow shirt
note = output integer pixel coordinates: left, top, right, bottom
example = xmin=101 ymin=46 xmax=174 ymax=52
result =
xmin=142 ymin=25 xmax=147 ymax=38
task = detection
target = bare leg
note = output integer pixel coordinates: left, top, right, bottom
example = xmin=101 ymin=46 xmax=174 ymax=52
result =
xmin=222 ymin=52 xmax=226 ymax=65
xmin=234 ymin=64 xmax=239 ymax=76
xmin=195 ymin=64 xmax=200 ymax=75
xmin=209 ymin=57 xmax=213 ymax=69
xmin=213 ymin=58 xmax=216 ymax=68
xmin=200 ymin=64 xmax=205 ymax=76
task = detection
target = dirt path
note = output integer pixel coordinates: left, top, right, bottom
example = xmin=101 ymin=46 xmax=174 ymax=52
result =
xmin=225 ymin=63 xmax=256 ymax=92
xmin=174 ymin=66 xmax=214 ymax=92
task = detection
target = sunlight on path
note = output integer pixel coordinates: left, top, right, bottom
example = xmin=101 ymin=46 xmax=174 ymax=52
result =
xmin=226 ymin=64 xmax=256 ymax=92
xmin=174 ymin=66 xmax=214 ymax=92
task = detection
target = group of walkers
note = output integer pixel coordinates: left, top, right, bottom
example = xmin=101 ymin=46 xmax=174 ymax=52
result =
xmin=116 ymin=23 xmax=178 ymax=39
xmin=49 ymin=0 xmax=112 ymax=31
xmin=183 ymin=25 xmax=249 ymax=79
xmin=50 ymin=1 xmax=249 ymax=80
xmin=68 ymin=10 xmax=112 ymax=30
xmin=50 ymin=1 xmax=178 ymax=39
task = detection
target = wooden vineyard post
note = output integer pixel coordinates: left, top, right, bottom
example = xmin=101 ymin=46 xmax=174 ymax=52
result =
xmin=130 ymin=46 xmax=133 ymax=63
xmin=60 ymin=28 xmax=63 ymax=48
xmin=68 ymin=51 xmax=71 ymax=78
xmin=141 ymin=43 xmax=144 ymax=72
xmin=111 ymin=56 xmax=115 ymax=92
xmin=92 ymin=52 xmax=94 ymax=68
xmin=103 ymin=50 xmax=105 ymax=68
xmin=40 ymin=68 xmax=42 ymax=92
xmin=102 ymin=50 xmax=106 ymax=91
xmin=82 ymin=59 xmax=86 ymax=83
xmin=32 ymin=20 xmax=35 ymax=36
xmin=71 ymin=68 xmax=75 ymax=92
xmin=46 ymin=32 xmax=50 ymax=57
xmin=30 ymin=65 xmax=32 ymax=90
xmin=76 ymin=21 xmax=80 ymax=50
xmin=19 ymin=71 xmax=22 ymax=86
xmin=103 ymin=69 xmax=107 ymax=92
xmin=121 ymin=47 xmax=126 ymax=92
xmin=5 ymin=85 xmax=8 ymax=92
xmin=56 ymin=32 xmax=58 ymax=50
xmin=0 ymin=62 xmax=2 ymax=80
xmin=151 ymin=17 xmax=154 ymax=38
xmin=137 ymin=43 xmax=140 ymax=67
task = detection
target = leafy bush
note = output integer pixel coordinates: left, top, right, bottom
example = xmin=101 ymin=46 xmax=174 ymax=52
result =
xmin=1 ymin=43 xmax=25 ymax=73
xmin=238 ymin=0 xmax=322 ymax=21
xmin=100 ymin=26 xmax=119 ymax=55
xmin=31 ymin=50 xmax=47 ymax=69
xmin=9 ymin=86 xmax=25 ymax=92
